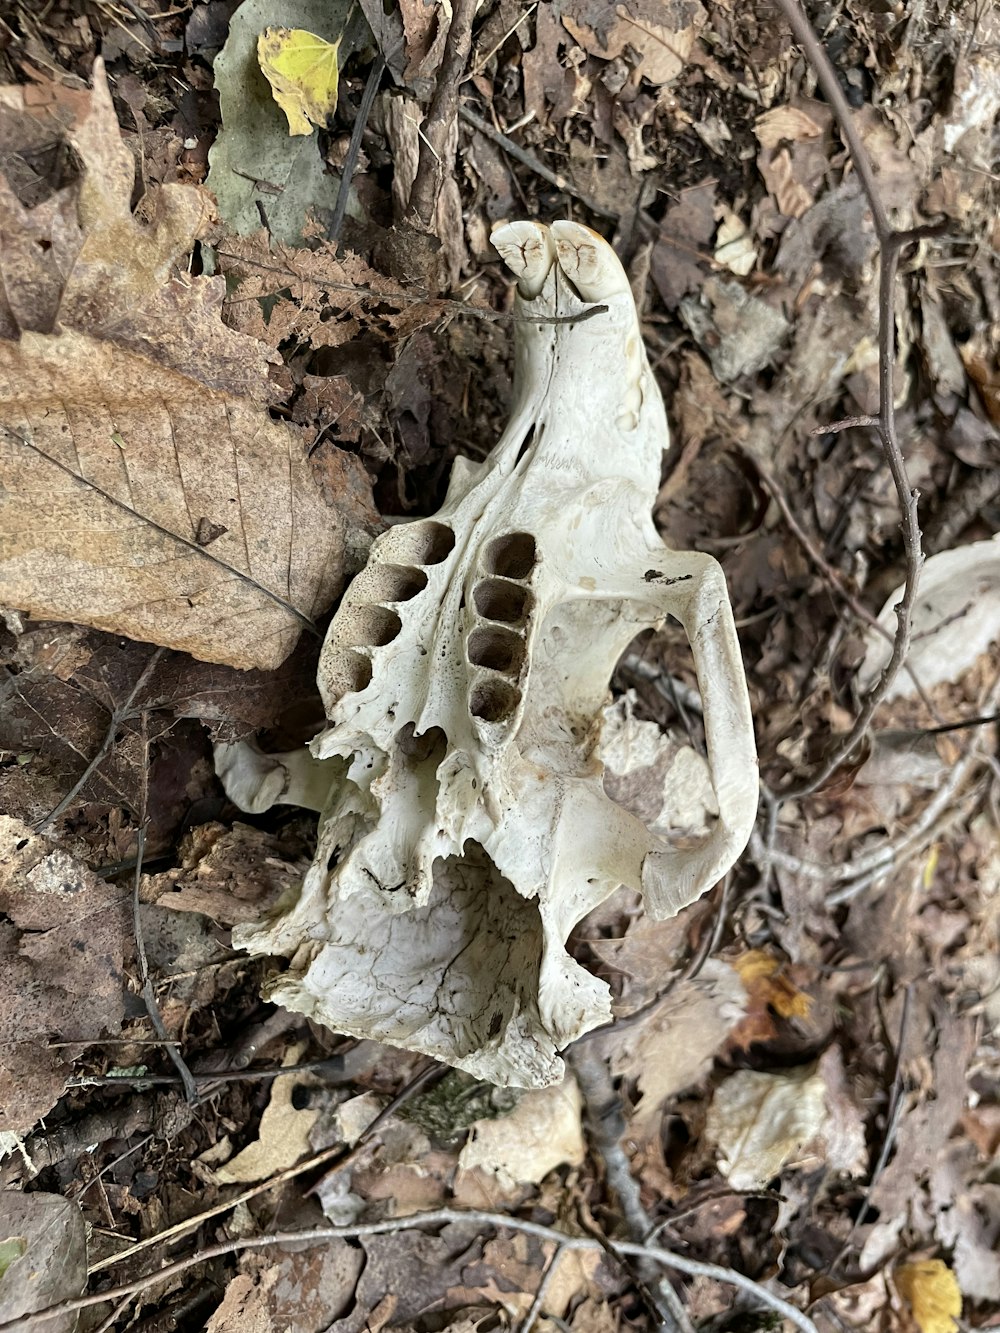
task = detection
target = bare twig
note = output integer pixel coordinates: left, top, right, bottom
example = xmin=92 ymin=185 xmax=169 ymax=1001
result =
xmin=14 ymin=1210 xmax=821 ymax=1333
xmin=328 ymin=54 xmax=386 ymax=247
xmin=216 ymin=247 xmax=607 ymax=326
xmin=130 ymin=710 xmax=199 ymax=1103
xmin=408 ymin=0 xmax=478 ymax=226
xmin=570 ymin=1044 xmax=696 ymax=1333
xmin=833 ymin=983 xmax=912 ymax=1267
xmin=458 ymin=105 xmax=619 ymax=221
xmin=88 ymin=1059 xmax=444 ymax=1273
xmin=132 ymin=823 xmax=198 ymax=1104
xmin=517 ymin=1242 xmax=566 ymax=1333
xmin=769 ymin=0 xmax=926 ymax=799
xmin=753 ymin=457 xmax=937 ymax=714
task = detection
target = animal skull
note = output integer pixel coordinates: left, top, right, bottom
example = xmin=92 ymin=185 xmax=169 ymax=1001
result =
xmin=216 ymin=220 xmax=758 ymax=1088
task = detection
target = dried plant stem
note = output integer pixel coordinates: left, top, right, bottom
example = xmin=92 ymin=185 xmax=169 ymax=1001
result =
xmin=458 ymin=105 xmax=618 ymax=220
xmin=570 ymin=1044 xmax=696 ymax=1333
xmin=754 ymin=459 xmax=935 ymax=712
xmin=12 ymin=1210 xmax=820 ymax=1333
xmin=408 ymin=0 xmax=478 ymax=227
xmin=88 ymin=1060 xmax=442 ymax=1274
xmin=770 ymin=0 xmax=925 ymax=800
xmin=749 ymin=688 xmax=994 ymax=901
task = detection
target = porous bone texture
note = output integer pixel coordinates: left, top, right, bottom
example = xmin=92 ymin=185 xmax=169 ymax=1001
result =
xmin=217 ymin=221 xmax=758 ymax=1087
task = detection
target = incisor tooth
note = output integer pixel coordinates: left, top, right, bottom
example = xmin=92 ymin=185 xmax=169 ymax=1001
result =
xmin=491 ymin=220 xmax=555 ymax=299
xmin=550 ymin=220 xmax=630 ymax=301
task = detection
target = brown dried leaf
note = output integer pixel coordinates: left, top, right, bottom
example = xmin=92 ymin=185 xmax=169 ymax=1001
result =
xmin=1 ymin=332 xmax=347 ymax=670
xmin=218 ymin=229 xmax=449 ymax=351
xmin=0 ymin=817 xmax=130 ymax=1133
xmin=562 ymin=0 xmax=706 ymax=86
xmin=0 ymin=1193 xmax=87 ymax=1333
xmin=595 ymin=961 xmax=746 ymax=1125
xmin=0 ymin=63 xmax=370 ymax=671
xmin=457 ymin=1078 xmax=585 ymax=1187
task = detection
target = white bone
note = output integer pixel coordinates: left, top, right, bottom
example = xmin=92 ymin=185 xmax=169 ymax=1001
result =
xmin=218 ymin=222 xmax=758 ymax=1088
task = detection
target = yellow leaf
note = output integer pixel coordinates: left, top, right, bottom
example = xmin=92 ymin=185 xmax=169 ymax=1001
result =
xmin=256 ymin=27 xmax=341 ymax=137
xmin=896 ymin=1259 xmax=962 ymax=1333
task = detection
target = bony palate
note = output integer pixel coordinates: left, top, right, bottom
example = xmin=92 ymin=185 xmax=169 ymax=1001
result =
xmin=215 ymin=220 xmax=758 ymax=1088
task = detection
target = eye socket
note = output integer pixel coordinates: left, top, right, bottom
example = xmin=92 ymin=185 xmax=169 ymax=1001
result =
xmin=467 ymin=626 xmax=524 ymax=674
xmin=473 ymin=578 xmax=531 ymax=624
xmin=470 ymin=679 xmax=521 ymax=724
xmin=483 ymin=532 xmax=536 ymax=580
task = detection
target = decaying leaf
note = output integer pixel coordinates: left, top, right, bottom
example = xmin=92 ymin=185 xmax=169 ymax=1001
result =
xmin=0 ymin=1193 xmax=87 ymax=1333
xmin=145 ymin=821 xmax=310 ymax=925
xmin=457 ymin=1077 xmax=585 ymax=1187
xmin=257 ymin=27 xmax=342 ymax=136
xmin=895 ymin=1259 xmax=962 ymax=1333
xmin=215 ymin=1046 xmax=321 ymax=1183
xmin=206 ymin=1242 xmax=364 ymax=1333
xmin=217 ymin=229 xmax=446 ymax=351
xmin=858 ymin=536 xmax=1000 ymax=700
xmin=0 ymin=62 xmax=369 ymax=671
xmin=596 ymin=961 xmax=747 ymax=1124
xmin=562 ymin=0 xmax=707 ymax=86
xmin=706 ymin=1066 xmax=827 ymax=1189
xmin=0 ymin=817 xmax=130 ymax=1134
xmin=207 ymin=0 xmax=362 ymax=242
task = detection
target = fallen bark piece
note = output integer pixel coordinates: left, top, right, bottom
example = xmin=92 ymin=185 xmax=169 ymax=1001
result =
xmin=219 ymin=221 xmax=759 ymax=1087
xmin=0 ymin=61 xmax=368 ymax=670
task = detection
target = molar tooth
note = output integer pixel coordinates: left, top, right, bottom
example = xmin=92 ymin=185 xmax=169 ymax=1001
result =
xmin=550 ymin=220 xmax=630 ymax=301
xmin=491 ymin=220 xmax=555 ymax=299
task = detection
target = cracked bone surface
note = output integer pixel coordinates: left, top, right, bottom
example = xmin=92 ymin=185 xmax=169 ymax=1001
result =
xmin=217 ymin=220 xmax=758 ymax=1088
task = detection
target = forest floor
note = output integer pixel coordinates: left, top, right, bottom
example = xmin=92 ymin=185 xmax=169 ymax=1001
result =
xmin=1 ymin=0 xmax=999 ymax=1330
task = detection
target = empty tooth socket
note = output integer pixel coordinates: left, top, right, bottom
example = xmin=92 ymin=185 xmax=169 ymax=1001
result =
xmin=354 ymin=563 xmax=428 ymax=603
xmin=473 ymin=578 xmax=531 ymax=625
xmin=482 ymin=531 xmax=536 ymax=580
xmin=381 ymin=520 xmax=456 ymax=566
xmin=322 ymin=650 xmax=373 ymax=701
xmin=335 ymin=604 xmax=402 ymax=649
xmin=467 ymin=624 xmax=525 ymax=675
xmin=469 ymin=677 xmax=522 ymax=724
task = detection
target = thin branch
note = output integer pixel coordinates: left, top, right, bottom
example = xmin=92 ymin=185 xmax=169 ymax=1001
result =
xmin=570 ymin=1044 xmax=696 ymax=1333
xmin=769 ymin=0 xmax=925 ymax=800
xmin=753 ymin=456 xmax=937 ymax=714
xmin=517 ymin=1243 xmax=566 ymax=1333
xmin=12 ymin=1210 xmax=821 ymax=1333
xmin=458 ymin=105 xmax=619 ymax=221
xmin=132 ymin=821 xmax=198 ymax=1103
xmin=328 ymin=54 xmax=386 ymax=248
xmin=215 ymin=247 xmax=607 ymax=326
xmin=408 ymin=0 xmax=478 ymax=227
xmin=88 ymin=1059 xmax=444 ymax=1274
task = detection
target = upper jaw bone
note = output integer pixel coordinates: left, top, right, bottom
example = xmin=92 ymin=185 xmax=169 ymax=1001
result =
xmin=491 ymin=220 xmax=556 ymax=300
